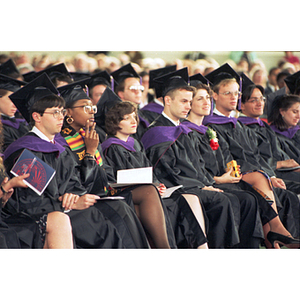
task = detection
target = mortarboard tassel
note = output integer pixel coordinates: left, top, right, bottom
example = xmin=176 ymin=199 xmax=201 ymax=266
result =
xmin=110 ymin=76 xmax=114 ymax=91
xmin=238 ymin=76 xmax=242 ymax=110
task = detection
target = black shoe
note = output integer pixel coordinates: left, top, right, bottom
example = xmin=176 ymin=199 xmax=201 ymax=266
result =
xmin=267 ymin=231 xmax=300 ymax=249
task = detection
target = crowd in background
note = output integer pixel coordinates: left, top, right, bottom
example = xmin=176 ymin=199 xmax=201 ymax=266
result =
xmin=1 ymin=50 xmax=299 ymax=109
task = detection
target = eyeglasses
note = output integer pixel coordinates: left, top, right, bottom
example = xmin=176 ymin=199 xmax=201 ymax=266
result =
xmin=247 ymin=97 xmax=266 ymax=104
xmin=72 ymin=105 xmax=98 ymax=114
xmin=219 ymin=91 xmax=242 ymax=97
xmin=128 ymin=85 xmax=144 ymax=92
xmin=43 ymin=109 xmax=67 ymax=119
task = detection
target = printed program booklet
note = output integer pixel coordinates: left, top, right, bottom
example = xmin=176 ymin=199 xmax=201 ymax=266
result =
xmin=109 ymin=167 xmax=182 ymax=198
xmin=10 ymin=149 xmax=56 ymax=196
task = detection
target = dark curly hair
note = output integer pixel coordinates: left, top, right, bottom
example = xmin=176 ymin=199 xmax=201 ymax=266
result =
xmin=105 ymin=101 xmax=139 ymax=136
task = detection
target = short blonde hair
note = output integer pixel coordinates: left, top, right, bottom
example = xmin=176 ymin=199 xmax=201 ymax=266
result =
xmin=212 ymin=78 xmax=238 ymax=94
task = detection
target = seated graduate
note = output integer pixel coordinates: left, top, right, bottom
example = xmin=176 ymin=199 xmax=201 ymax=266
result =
xmin=238 ymin=73 xmax=300 ymax=196
xmin=140 ymin=65 xmax=177 ymax=124
xmin=0 ymin=159 xmax=43 ymax=248
xmin=141 ymin=67 xmax=243 ymax=249
xmin=203 ymin=63 xmax=300 ymax=248
xmin=181 ymin=80 xmax=266 ymax=248
xmin=87 ymin=70 xmax=117 ymax=143
xmin=102 ymin=100 xmax=208 ymax=249
xmin=111 ymin=63 xmax=149 ymax=141
xmin=0 ymin=74 xmax=31 ymax=151
xmin=3 ymin=73 xmax=127 ymax=249
xmin=268 ymin=93 xmax=300 ymax=165
xmin=58 ymin=80 xmax=172 ymax=248
xmin=87 ymin=70 xmax=115 ymax=106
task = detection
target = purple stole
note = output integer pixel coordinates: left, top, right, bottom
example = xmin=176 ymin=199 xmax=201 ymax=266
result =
xmin=1 ymin=118 xmax=27 ymax=129
xmin=139 ymin=115 xmax=150 ymax=128
xmin=141 ymin=102 xmax=164 ymax=114
xmin=203 ymin=114 xmax=238 ymax=127
xmin=101 ymin=136 xmax=136 ymax=153
xmin=238 ymin=116 xmax=265 ymax=127
xmin=141 ymin=124 xmax=192 ymax=150
xmin=270 ymin=124 xmax=300 ymax=139
xmin=3 ymin=134 xmax=66 ymax=161
xmin=181 ymin=120 xmax=207 ymax=135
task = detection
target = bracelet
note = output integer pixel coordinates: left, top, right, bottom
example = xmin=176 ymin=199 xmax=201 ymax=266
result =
xmin=1 ymin=185 xmax=8 ymax=195
xmin=84 ymin=153 xmax=95 ymax=160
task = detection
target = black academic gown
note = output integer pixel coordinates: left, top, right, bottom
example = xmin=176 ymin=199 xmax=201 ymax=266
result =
xmin=140 ymin=102 xmax=164 ymax=124
xmin=141 ymin=114 xmax=240 ymax=248
xmin=1 ymin=115 xmax=31 ymax=151
xmin=59 ymin=124 xmax=151 ymax=248
xmin=101 ymin=136 xmax=207 ymax=248
xmin=3 ymin=132 xmax=128 ymax=249
xmin=0 ymin=164 xmax=45 ymax=249
xmin=203 ymin=114 xmax=300 ymax=237
xmin=238 ymin=116 xmax=300 ymax=194
xmin=181 ymin=119 xmax=265 ymax=248
xmin=270 ymin=125 xmax=300 ymax=165
xmin=95 ymin=125 xmax=108 ymax=144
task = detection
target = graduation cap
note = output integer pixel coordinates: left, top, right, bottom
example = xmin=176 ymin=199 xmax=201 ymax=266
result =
xmin=189 ymin=73 xmax=211 ymax=87
xmin=69 ymin=72 xmax=91 ymax=82
xmin=111 ymin=63 xmax=141 ymax=85
xmin=57 ymin=77 xmax=91 ymax=107
xmin=88 ymin=70 xmax=116 ymax=91
xmin=284 ymin=70 xmax=300 ymax=94
xmin=0 ymin=74 xmax=26 ymax=92
xmin=206 ymin=63 xmax=242 ymax=110
xmin=9 ymin=73 xmax=59 ymax=123
xmin=40 ymin=63 xmax=72 ymax=82
xmin=0 ymin=58 xmax=21 ymax=78
xmin=153 ymin=67 xmax=189 ymax=98
xmin=149 ymin=65 xmax=177 ymax=89
xmin=94 ymin=86 xmax=122 ymax=128
xmin=205 ymin=63 xmax=240 ymax=87
xmin=24 ymin=63 xmax=73 ymax=85
xmin=22 ymin=71 xmax=37 ymax=82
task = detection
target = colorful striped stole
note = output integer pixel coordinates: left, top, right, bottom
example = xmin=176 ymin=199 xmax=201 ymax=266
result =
xmin=64 ymin=128 xmax=103 ymax=166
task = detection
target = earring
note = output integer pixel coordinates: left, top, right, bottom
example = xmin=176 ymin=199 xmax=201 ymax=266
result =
xmin=66 ymin=115 xmax=74 ymax=124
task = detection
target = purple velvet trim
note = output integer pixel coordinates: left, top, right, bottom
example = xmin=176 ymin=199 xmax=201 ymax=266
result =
xmin=181 ymin=120 xmax=207 ymax=134
xmin=141 ymin=102 xmax=164 ymax=114
xmin=203 ymin=114 xmax=238 ymax=127
xmin=270 ymin=124 xmax=300 ymax=139
xmin=54 ymin=132 xmax=69 ymax=147
xmin=1 ymin=118 xmax=26 ymax=129
xmin=139 ymin=115 xmax=150 ymax=127
xmin=238 ymin=116 xmax=265 ymax=127
xmin=141 ymin=124 xmax=192 ymax=150
xmin=3 ymin=135 xmax=65 ymax=160
xmin=101 ymin=136 xmax=136 ymax=153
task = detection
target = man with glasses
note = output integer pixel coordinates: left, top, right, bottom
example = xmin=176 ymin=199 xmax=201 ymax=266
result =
xmin=111 ymin=63 xmax=149 ymax=140
xmin=238 ymin=73 xmax=300 ymax=196
xmin=4 ymin=73 xmax=143 ymax=249
xmin=203 ymin=65 xmax=300 ymax=240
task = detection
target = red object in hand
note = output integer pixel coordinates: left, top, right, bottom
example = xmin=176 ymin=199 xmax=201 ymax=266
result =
xmin=209 ymin=139 xmax=219 ymax=150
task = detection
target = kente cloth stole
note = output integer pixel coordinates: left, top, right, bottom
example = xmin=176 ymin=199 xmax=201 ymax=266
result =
xmin=64 ymin=128 xmax=103 ymax=166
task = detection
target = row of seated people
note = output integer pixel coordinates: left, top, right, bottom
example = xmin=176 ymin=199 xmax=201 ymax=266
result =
xmin=0 ymin=60 xmax=300 ymax=249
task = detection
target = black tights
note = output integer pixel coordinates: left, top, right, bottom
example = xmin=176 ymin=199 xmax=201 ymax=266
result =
xmin=131 ymin=185 xmax=170 ymax=249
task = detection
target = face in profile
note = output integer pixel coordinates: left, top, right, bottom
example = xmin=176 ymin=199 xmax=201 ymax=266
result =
xmin=280 ymin=102 xmax=300 ymax=128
